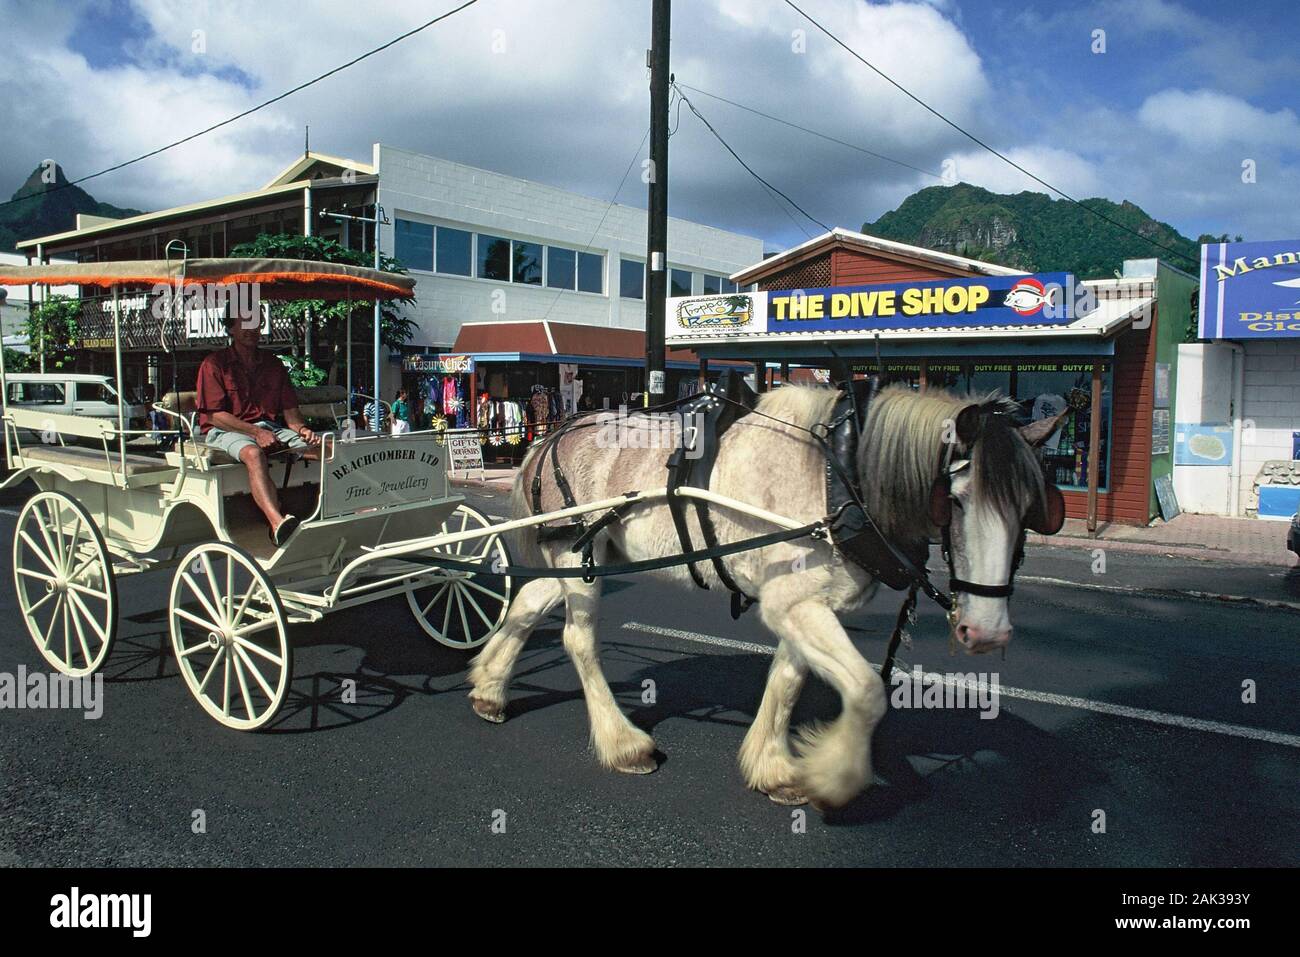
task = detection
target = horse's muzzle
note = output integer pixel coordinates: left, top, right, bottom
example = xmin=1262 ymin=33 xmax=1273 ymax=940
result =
xmin=954 ymin=623 xmax=1012 ymax=654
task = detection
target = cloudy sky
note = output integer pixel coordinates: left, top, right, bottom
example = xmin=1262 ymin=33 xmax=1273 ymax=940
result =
xmin=2 ymin=0 xmax=1297 ymax=254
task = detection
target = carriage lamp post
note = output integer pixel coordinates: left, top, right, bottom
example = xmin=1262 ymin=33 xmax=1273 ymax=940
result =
xmin=320 ymin=203 xmax=391 ymax=428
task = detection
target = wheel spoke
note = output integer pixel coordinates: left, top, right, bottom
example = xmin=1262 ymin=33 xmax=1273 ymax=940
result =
xmin=233 ymin=643 xmax=276 ymax=703
xmin=440 ymin=583 xmax=453 ymax=637
xmin=23 ymin=589 xmax=57 ymax=616
xmin=178 ymin=636 xmax=217 ymax=659
xmin=41 ymin=501 xmax=64 ymax=574
xmin=41 ymin=595 xmax=64 ymax=651
xmin=455 ymin=583 xmax=495 ymax=629
xmin=225 ymin=556 xmax=234 ymax=621
xmin=221 ymin=653 xmax=231 ymax=716
xmin=18 ymin=530 xmax=60 ymax=575
xmin=199 ymin=553 xmax=225 ymax=625
xmin=419 ymin=582 xmax=451 ymax=617
xmin=67 ymin=547 xmax=101 ymax=585
xmin=454 ymin=586 xmax=471 ymax=642
xmin=39 ymin=500 xmax=63 ymax=573
xmin=228 ymin=580 xmax=259 ymax=632
xmin=460 ymin=576 xmax=508 ymax=604
xmin=196 ymin=646 xmax=225 ymax=691
xmin=233 ymin=634 xmax=283 ymax=667
xmin=174 ymin=606 xmax=220 ymax=631
xmin=67 ymin=593 xmax=95 ymax=667
xmin=68 ymin=591 xmax=110 ymax=645
xmin=64 ymin=515 xmax=83 ymax=571
xmin=181 ymin=572 xmax=225 ymax=629
xmin=231 ymin=651 xmax=256 ymax=720
xmin=16 ymin=566 xmax=56 ymax=583
xmin=66 ymin=581 xmax=109 ymax=602
xmin=62 ymin=594 xmax=71 ymax=664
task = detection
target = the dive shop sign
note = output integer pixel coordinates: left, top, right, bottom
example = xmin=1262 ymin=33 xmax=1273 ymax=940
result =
xmin=1199 ymin=239 xmax=1300 ymax=338
xmin=667 ymin=272 xmax=1075 ymax=340
xmin=321 ymin=435 xmax=446 ymax=518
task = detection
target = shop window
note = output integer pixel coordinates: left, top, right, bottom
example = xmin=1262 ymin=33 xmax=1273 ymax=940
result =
xmin=477 ymin=235 xmax=512 ymax=282
xmin=513 ymin=241 xmax=543 ymax=285
xmin=577 ymin=252 xmax=603 ymax=294
xmin=703 ymin=274 xmax=721 ymax=295
xmin=547 ymin=247 xmax=576 ymax=289
xmin=1013 ymin=362 xmax=1112 ymax=492
xmin=671 ymin=268 xmax=692 ymax=297
xmin=968 ymin=363 xmax=1013 ymax=398
xmin=620 ymin=259 xmax=645 ymax=299
xmin=394 ymin=219 xmax=434 ymax=271
xmin=435 ymin=226 xmax=472 ymax=276
xmin=721 ymin=278 xmax=739 ymax=293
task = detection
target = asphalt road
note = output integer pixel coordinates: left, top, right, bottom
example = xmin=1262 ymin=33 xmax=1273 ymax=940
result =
xmin=1 ymin=479 xmax=1296 ymax=867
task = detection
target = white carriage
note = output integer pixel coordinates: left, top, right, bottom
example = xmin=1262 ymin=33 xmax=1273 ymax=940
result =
xmin=0 ymin=258 xmax=512 ymax=729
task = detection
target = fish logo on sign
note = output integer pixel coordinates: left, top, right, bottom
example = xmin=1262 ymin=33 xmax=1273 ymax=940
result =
xmin=1003 ymin=278 xmax=1057 ymax=316
xmin=1276 ymin=277 xmax=1300 ymax=304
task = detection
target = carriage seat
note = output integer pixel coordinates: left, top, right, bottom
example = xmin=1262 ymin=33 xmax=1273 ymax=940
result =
xmin=20 ymin=443 xmax=174 ymax=475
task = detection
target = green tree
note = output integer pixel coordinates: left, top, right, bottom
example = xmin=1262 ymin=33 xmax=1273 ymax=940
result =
xmin=229 ymin=233 xmax=417 ymax=384
xmin=26 ymin=295 xmax=81 ymax=370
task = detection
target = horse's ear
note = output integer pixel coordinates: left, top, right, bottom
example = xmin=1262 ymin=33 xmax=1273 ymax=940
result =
xmin=1026 ymin=483 xmax=1066 ymax=535
xmin=955 ymin=404 xmax=982 ymax=446
xmin=1019 ymin=409 xmax=1071 ymax=448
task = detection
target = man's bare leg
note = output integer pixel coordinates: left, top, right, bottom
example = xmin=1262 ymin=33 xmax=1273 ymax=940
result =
xmin=238 ymin=445 xmax=285 ymax=529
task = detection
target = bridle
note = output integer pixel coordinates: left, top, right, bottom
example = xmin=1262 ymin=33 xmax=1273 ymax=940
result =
xmin=927 ymin=437 xmax=1066 ymax=621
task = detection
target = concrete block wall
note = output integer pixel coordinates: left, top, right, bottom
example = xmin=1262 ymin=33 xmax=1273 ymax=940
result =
xmin=374 ymin=145 xmax=764 ymax=348
xmin=1239 ymin=338 xmax=1300 ymax=506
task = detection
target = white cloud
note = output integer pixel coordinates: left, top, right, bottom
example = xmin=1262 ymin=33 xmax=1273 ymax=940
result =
xmin=943 ymin=147 xmax=1102 ymax=200
xmin=1138 ymin=89 xmax=1300 ymax=149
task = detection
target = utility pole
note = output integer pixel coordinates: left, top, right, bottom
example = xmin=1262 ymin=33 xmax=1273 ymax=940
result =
xmin=644 ymin=0 xmax=670 ymax=406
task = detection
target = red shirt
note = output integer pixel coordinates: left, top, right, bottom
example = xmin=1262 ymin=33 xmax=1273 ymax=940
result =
xmin=195 ymin=347 xmax=298 ymax=432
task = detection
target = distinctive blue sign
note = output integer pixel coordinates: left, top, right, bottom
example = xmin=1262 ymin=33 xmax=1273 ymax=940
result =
xmin=1174 ymin=423 xmax=1234 ymax=466
xmin=1199 ymin=239 xmax=1300 ymax=339
xmin=765 ymin=272 xmax=1075 ymax=334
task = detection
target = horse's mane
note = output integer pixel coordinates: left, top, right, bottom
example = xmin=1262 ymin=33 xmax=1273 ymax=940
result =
xmin=858 ymin=384 xmax=1048 ymax=544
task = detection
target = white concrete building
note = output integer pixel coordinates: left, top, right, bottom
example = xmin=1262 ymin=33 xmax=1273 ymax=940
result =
xmin=371 ymin=144 xmax=763 ymax=348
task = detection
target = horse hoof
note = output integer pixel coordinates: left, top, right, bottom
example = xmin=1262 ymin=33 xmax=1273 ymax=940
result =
xmin=614 ymin=755 xmax=658 ymax=775
xmin=470 ymin=697 xmax=506 ymax=723
xmin=765 ymin=786 xmax=809 ymax=806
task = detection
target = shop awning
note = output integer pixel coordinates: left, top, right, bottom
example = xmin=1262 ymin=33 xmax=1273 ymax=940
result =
xmin=451 ymin=320 xmax=747 ymax=369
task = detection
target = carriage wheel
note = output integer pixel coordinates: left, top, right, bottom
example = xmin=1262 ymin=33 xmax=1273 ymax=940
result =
xmin=406 ymin=503 xmax=512 ymax=650
xmin=169 ymin=542 xmax=291 ymax=731
xmin=12 ymin=491 xmax=118 ymax=677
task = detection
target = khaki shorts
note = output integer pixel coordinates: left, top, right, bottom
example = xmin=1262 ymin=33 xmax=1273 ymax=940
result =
xmin=204 ymin=420 xmax=307 ymax=460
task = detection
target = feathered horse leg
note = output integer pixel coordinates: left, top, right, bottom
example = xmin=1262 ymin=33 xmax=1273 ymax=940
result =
xmin=738 ymin=639 xmax=809 ymax=805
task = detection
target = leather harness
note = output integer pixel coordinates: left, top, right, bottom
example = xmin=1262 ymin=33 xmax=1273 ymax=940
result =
xmin=528 ymin=376 xmax=1054 ymax=678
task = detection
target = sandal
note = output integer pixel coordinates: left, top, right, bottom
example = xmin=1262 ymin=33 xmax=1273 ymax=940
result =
xmin=271 ymin=514 xmax=300 ymax=547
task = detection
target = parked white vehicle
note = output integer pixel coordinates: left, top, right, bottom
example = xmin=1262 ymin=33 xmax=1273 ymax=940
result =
xmin=4 ymin=373 xmax=148 ymax=433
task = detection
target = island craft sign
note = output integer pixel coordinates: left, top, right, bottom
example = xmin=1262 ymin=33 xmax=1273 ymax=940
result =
xmin=320 ymin=435 xmax=447 ymax=518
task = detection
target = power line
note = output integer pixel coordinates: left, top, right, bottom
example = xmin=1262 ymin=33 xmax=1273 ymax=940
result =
xmin=538 ymin=126 xmax=651 ymax=322
xmin=677 ymin=82 xmax=943 ymax=181
xmin=673 ymin=82 xmax=830 ymax=233
xmin=0 ymin=0 xmax=480 ymax=214
xmin=783 ymin=0 xmax=1200 ymax=268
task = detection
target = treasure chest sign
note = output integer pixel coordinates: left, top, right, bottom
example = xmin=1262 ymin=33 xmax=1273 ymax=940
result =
xmin=320 ymin=434 xmax=447 ymax=519
xmin=667 ymin=273 xmax=1077 ymax=340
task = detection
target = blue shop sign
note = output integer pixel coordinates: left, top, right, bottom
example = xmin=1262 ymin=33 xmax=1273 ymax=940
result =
xmin=765 ymin=272 xmax=1075 ymax=334
xmin=1199 ymin=239 xmax=1300 ymax=338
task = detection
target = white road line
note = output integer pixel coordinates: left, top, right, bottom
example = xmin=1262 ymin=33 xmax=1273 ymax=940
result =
xmin=1016 ymin=574 xmax=1300 ymax=614
xmin=621 ymin=621 xmax=1300 ymax=749
xmin=0 ymin=508 xmax=18 ymax=517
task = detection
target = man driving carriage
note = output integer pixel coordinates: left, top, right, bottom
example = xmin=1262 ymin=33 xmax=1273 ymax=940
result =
xmin=195 ymin=308 xmax=319 ymax=546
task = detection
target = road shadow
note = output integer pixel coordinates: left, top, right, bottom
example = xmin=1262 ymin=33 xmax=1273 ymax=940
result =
xmin=603 ymin=639 xmax=1108 ymax=826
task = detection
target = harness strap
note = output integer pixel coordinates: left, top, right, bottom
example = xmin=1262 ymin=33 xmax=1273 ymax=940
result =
xmin=413 ymin=520 xmax=825 ymax=581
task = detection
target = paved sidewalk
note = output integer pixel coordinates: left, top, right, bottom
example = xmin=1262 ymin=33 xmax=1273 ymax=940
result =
xmin=452 ymin=466 xmax=1298 ymax=568
xmin=1031 ymin=513 xmax=1298 ymax=568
